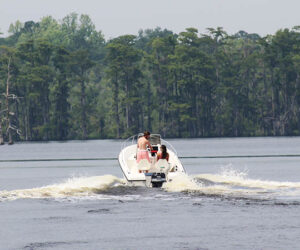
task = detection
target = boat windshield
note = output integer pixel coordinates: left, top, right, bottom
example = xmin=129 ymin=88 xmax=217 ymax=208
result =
xmin=149 ymin=134 xmax=161 ymax=145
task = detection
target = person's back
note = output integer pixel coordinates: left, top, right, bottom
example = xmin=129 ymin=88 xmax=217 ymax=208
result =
xmin=138 ymin=136 xmax=149 ymax=150
xmin=136 ymin=131 xmax=152 ymax=164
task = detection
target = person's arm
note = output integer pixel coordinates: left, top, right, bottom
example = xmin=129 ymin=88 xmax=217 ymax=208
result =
xmin=166 ymin=153 xmax=169 ymax=162
xmin=136 ymin=139 xmax=139 ymax=159
xmin=147 ymin=141 xmax=153 ymax=151
xmin=157 ymin=152 xmax=161 ymax=161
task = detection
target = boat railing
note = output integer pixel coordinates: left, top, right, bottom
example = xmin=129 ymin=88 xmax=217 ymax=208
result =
xmin=121 ymin=134 xmax=138 ymax=151
xmin=120 ymin=135 xmax=138 ymax=167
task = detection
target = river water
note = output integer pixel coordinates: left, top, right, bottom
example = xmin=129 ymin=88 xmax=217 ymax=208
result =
xmin=0 ymin=137 xmax=300 ymax=249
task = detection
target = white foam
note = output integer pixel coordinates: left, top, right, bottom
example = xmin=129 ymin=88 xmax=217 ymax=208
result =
xmin=2 ymin=167 xmax=300 ymax=202
xmin=195 ymin=166 xmax=300 ymax=190
xmin=163 ymin=173 xmax=201 ymax=192
xmin=163 ymin=173 xmax=260 ymax=197
xmin=0 ymin=175 xmax=125 ymax=201
xmin=163 ymin=166 xmax=300 ymax=199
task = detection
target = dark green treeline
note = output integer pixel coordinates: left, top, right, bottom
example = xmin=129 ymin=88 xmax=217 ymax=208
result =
xmin=0 ymin=14 xmax=300 ymax=141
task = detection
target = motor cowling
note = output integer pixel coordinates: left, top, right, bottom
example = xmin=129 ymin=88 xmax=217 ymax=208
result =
xmin=150 ymin=172 xmax=166 ymax=188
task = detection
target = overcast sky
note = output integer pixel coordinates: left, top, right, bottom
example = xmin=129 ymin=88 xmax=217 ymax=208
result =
xmin=0 ymin=0 xmax=300 ymax=39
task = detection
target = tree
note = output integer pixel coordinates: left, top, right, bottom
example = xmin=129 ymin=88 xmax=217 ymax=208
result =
xmin=0 ymin=46 xmax=21 ymax=144
xmin=69 ymin=49 xmax=94 ymax=139
xmin=147 ymin=34 xmax=176 ymax=136
xmin=51 ymin=46 xmax=71 ymax=140
xmin=105 ymin=35 xmax=143 ymax=137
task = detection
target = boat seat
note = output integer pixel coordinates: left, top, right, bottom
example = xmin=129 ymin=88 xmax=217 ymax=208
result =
xmin=129 ymin=163 xmax=139 ymax=174
xmin=137 ymin=159 xmax=151 ymax=172
xmin=126 ymin=154 xmax=137 ymax=172
xmin=154 ymin=159 xmax=170 ymax=173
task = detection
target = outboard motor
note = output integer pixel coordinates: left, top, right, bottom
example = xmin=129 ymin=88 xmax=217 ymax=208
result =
xmin=145 ymin=172 xmax=166 ymax=188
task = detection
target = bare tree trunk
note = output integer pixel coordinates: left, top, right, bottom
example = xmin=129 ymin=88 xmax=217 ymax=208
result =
xmin=80 ymin=79 xmax=87 ymax=139
xmin=25 ymin=106 xmax=30 ymax=140
xmin=0 ymin=101 xmax=4 ymax=145
xmin=113 ymin=73 xmax=120 ymax=138
xmin=0 ymin=123 xmax=4 ymax=145
xmin=147 ymin=80 xmax=152 ymax=132
xmin=174 ymin=73 xmax=181 ymax=137
xmin=271 ymin=71 xmax=280 ymax=136
xmin=6 ymin=57 xmax=13 ymax=145
xmin=125 ymin=78 xmax=129 ymax=129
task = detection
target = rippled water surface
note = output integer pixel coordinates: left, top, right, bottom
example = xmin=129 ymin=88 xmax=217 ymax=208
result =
xmin=1 ymin=137 xmax=300 ymax=249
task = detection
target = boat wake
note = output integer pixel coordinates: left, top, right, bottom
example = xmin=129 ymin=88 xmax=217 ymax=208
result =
xmin=164 ymin=166 xmax=300 ymax=201
xmin=1 ymin=167 xmax=300 ymax=202
xmin=0 ymin=175 xmax=125 ymax=201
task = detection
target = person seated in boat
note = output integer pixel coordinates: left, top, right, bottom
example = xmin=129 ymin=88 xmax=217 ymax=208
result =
xmin=137 ymin=131 xmax=153 ymax=163
xmin=157 ymin=145 xmax=169 ymax=162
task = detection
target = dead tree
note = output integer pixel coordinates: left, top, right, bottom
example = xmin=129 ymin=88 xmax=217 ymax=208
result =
xmin=0 ymin=55 xmax=21 ymax=145
xmin=5 ymin=56 xmax=13 ymax=144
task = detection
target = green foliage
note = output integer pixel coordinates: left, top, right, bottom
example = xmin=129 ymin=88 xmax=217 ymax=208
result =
xmin=0 ymin=14 xmax=300 ymax=140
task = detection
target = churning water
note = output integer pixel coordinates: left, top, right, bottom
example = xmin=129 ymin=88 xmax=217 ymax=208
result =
xmin=1 ymin=138 xmax=300 ymax=249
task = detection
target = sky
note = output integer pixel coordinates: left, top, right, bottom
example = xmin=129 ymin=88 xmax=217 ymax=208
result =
xmin=0 ymin=0 xmax=300 ymax=39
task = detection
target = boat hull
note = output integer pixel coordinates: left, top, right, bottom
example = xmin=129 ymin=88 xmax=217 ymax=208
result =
xmin=118 ymin=142 xmax=186 ymax=188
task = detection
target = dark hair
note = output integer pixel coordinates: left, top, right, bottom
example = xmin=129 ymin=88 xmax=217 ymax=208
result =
xmin=161 ymin=145 xmax=167 ymax=159
xmin=144 ymin=131 xmax=150 ymax=137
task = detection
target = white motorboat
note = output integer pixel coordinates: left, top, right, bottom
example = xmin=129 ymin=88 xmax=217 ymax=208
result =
xmin=118 ymin=134 xmax=186 ymax=187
